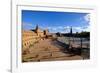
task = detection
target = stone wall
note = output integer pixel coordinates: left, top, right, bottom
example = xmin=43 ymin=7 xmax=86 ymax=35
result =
xmin=22 ymin=30 xmax=39 ymax=50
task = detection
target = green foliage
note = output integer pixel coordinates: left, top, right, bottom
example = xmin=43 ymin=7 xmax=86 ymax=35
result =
xmin=78 ymin=31 xmax=90 ymax=38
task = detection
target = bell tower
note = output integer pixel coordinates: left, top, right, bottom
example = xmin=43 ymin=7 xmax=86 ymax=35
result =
xmin=70 ymin=26 xmax=72 ymax=35
xmin=35 ymin=24 xmax=39 ymax=33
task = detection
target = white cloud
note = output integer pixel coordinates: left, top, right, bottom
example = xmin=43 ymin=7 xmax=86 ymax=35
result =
xmin=47 ymin=26 xmax=69 ymax=33
xmin=46 ymin=25 xmax=89 ymax=33
xmin=78 ymin=14 xmax=90 ymax=26
xmin=22 ymin=22 xmax=90 ymax=33
xmin=84 ymin=14 xmax=90 ymax=23
xmin=22 ymin=22 xmax=33 ymax=27
xmin=22 ymin=22 xmax=33 ymax=30
xmin=82 ymin=26 xmax=90 ymax=31
xmin=72 ymin=26 xmax=90 ymax=33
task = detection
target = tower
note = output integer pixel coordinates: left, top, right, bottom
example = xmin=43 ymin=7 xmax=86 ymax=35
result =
xmin=44 ymin=29 xmax=48 ymax=35
xmin=70 ymin=26 xmax=72 ymax=35
xmin=35 ymin=24 xmax=39 ymax=33
xmin=36 ymin=25 xmax=38 ymax=30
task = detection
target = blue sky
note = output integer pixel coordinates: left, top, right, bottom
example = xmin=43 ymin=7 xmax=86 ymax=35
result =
xmin=22 ymin=10 xmax=90 ymax=33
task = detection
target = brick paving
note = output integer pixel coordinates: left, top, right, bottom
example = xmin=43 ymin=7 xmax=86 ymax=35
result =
xmin=22 ymin=39 xmax=83 ymax=62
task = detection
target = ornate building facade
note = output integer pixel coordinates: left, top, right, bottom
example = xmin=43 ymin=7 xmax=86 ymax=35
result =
xmin=22 ymin=25 xmax=49 ymax=50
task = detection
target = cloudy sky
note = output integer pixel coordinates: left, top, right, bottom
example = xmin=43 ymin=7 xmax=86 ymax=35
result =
xmin=22 ymin=10 xmax=90 ymax=33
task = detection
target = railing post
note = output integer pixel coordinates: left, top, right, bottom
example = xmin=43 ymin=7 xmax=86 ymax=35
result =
xmin=80 ymin=37 xmax=82 ymax=49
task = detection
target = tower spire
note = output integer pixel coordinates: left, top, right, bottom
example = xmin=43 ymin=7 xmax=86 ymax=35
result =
xmin=36 ymin=24 xmax=39 ymax=30
xmin=70 ymin=26 xmax=72 ymax=35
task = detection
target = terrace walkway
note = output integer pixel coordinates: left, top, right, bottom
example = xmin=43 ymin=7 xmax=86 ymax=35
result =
xmin=22 ymin=38 xmax=83 ymax=62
